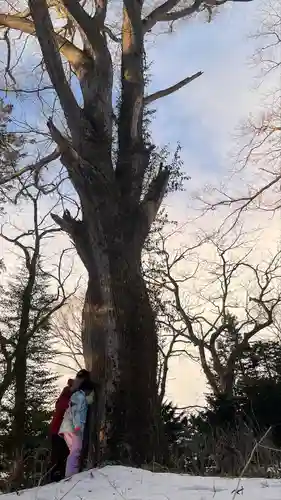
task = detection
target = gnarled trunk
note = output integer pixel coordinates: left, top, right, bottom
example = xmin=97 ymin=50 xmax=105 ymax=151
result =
xmin=109 ymin=255 xmax=159 ymax=463
xmin=81 ymin=213 xmax=160 ymax=464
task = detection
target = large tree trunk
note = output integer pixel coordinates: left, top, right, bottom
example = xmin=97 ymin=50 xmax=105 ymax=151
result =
xmin=32 ymin=0 xmax=171 ymax=466
xmin=109 ymin=257 xmax=160 ymax=464
xmin=81 ymin=215 xmax=161 ymax=464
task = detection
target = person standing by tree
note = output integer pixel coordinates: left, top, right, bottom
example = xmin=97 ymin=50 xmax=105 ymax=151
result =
xmin=49 ymin=379 xmax=74 ymax=482
xmin=59 ymin=371 xmax=93 ymax=478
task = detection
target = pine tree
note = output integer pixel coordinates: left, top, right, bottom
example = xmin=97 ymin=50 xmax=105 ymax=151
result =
xmin=0 ymin=265 xmax=59 ymax=489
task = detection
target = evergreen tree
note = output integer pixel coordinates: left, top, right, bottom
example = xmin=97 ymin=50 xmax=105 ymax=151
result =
xmin=190 ymin=338 xmax=281 ymax=471
xmin=0 ymin=265 xmax=59 ymax=489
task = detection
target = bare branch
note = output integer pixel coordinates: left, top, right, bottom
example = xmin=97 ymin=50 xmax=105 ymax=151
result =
xmin=51 ymin=295 xmax=85 ymax=372
xmin=144 ymin=71 xmax=203 ymax=105
xmin=143 ymin=0 xmax=203 ymax=32
xmin=0 ymin=148 xmax=60 ymax=186
xmin=0 ymin=227 xmax=31 ymax=270
xmin=143 ymin=0 xmax=252 ymax=32
xmin=154 ymin=231 xmax=281 ymax=397
xmin=0 ymin=13 xmax=87 ymax=71
xmin=3 ymin=28 xmax=16 ymax=86
xmin=61 ymin=0 xmax=108 ymax=55
xmin=0 ymin=181 xmax=79 ymax=412
xmin=103 ymin=25 xmax=121 ymax=43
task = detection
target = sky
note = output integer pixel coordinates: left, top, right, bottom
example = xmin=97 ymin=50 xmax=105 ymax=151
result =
xmin=143 ymin=0 xmax=281 ymax=406
xmin=0 ymin=0 xmax=280 ymax=408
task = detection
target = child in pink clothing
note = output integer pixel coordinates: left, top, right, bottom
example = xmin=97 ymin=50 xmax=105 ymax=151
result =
xmin=63 ymin=431 xmax=84 ymax=478
xmin=59 ymin=370 xmax=93 ymax=477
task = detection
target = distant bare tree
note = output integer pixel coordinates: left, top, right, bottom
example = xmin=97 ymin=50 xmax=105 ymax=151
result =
xmin=143 ymin=228 xmax=202 ymax=403
xmin=149 ymin=230 xmax=281 ymax=398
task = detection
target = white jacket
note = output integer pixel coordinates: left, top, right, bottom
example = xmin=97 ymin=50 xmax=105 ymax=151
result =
xmin=59 ymin=390 xmax=88 ymax=435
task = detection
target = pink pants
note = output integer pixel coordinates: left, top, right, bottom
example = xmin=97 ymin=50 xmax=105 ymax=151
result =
xmin=63 ymin=432 xmax=83 ymax=477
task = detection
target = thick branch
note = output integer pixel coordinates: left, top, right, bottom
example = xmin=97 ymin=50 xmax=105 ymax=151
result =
xmin=116 ymin=0 xmax=145 ymax=202
xmin=51 ymin=212 xmax=77 ymax=235
xmin=61 ymin=0 xmax=108 ymax=56
xmin=0 ymin=14 xmax=87 ymax=72
xmin=28 ymin=0 xmax=81 ymax=133
xmin=60 ymin=0 xmax=113 ymax=137
xmin=47 ymin=120 xmax=87 ymax=186
xmin=158 ymin=331 xmax=182 ymax=403
xmin=232 ymin=317 xmax=273 ymax=365
xmin=47 ymin=119 xmax=114 ymax=189
xmin=143 ymin=0 xmax=203 ymax=32
xmin=198 ymin=343 xmax=220 ymax=395
xmin=144 ymin=71 xmax=203 ymax=105
xmin=94 ymin=0 xmax=108 ymax=25
xmin=51 ymin=211 xmax=94 ymax=272
xmin=208 ymin=324 xmax=228 ymax=377
xmin=0 ymin=366 xmax=15 ymax=405
xmin=143 ymin=0 xmax=252 ymax=32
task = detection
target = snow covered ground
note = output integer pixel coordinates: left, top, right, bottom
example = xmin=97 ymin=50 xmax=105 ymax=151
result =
xmin=1 ymin=466 xmax=280 ymax=500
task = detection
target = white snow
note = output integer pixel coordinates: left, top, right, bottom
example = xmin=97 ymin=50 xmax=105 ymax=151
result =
xmin=0 ymin=466 xmax=280 ymax=500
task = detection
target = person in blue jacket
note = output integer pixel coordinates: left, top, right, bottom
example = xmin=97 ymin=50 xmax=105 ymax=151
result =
xmin=59 ymin=370 xmax=93 ymax=477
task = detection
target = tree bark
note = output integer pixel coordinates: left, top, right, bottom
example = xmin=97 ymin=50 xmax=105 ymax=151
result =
xmin=79 ymin=210 xmax=161 ymax=464
xmin=109 ymin=256 xmax=159 ymax=464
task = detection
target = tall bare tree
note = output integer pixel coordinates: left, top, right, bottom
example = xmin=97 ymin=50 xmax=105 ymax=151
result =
xmin=0 ymin=0 xmax=252 ymax=462
xmin=150 ymin=231 xmax=281 ymax=398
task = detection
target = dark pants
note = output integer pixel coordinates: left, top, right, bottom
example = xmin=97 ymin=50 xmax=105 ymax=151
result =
xmin=49 ymin=434 xmax=69 ymax=482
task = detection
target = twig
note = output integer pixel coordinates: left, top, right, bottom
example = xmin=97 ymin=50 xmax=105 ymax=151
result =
xmin=58 ymin=479 xmax=81 ymax=500
xmin=232 ymin=427 xmax=272 ymax=500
